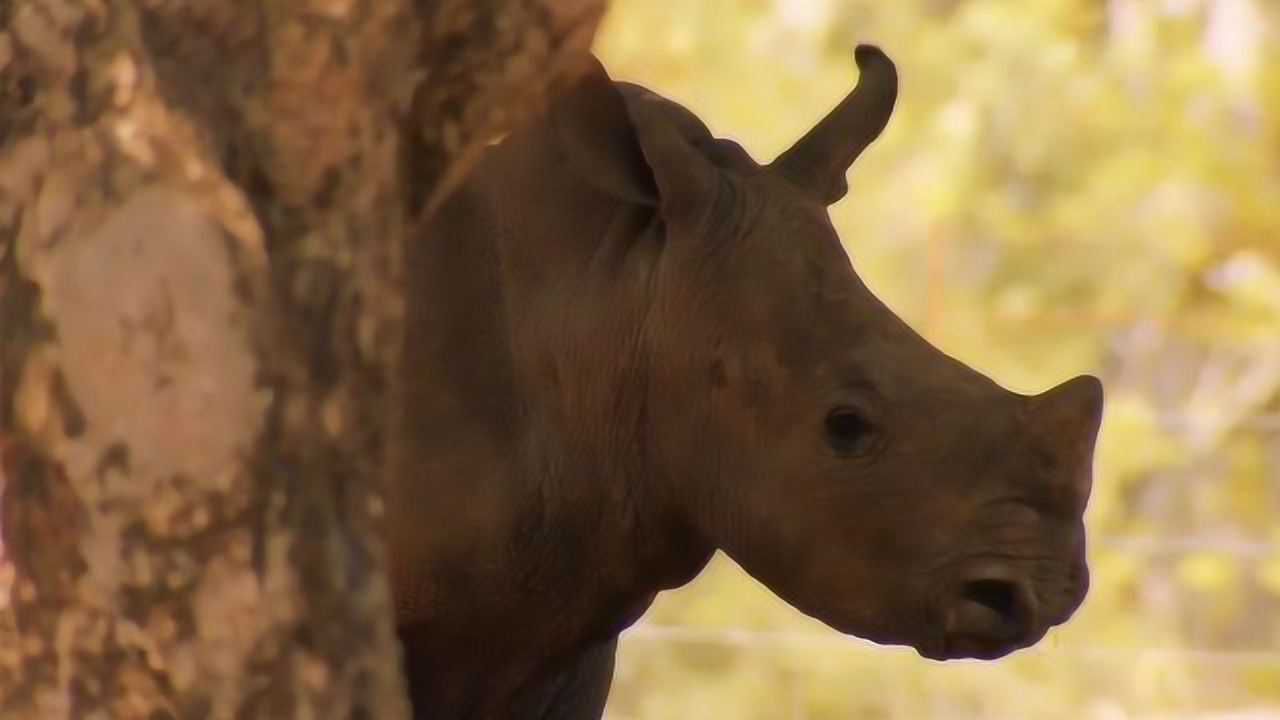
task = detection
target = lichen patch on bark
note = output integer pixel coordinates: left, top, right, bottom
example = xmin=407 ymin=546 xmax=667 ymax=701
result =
xmin=38 ymin=188 xmax=266 ymax=490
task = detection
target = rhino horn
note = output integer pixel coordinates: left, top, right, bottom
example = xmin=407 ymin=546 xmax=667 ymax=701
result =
xmin=769 ymin=44 xmax=898 ymax=205
xmin=1026 ymin=375 xmax=1105 ymax=507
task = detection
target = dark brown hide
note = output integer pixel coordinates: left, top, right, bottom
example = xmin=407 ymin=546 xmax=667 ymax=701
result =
xmin=387 ymin=47 xmax=1104 ymax=719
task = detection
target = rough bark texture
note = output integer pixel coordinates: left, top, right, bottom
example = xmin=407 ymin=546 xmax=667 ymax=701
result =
xmin=0 ymin=1 xmax=602 ymax=718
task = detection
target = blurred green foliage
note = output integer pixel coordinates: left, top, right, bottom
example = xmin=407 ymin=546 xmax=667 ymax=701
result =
xmin=596 ymin=1 xmax=1280 ymax=718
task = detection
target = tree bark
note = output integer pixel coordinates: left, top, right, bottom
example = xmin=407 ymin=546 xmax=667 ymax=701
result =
xmin=0 ymin=1 xmax=602 ymax=718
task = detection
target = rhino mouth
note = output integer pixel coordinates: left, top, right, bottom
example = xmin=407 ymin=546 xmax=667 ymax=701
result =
xmin=921 ymin=565 xmax=1049 ymax=661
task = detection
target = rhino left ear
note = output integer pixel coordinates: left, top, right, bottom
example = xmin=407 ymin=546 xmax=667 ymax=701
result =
xmin=553 ymin=58 xmax=719 ymax=219
xmin=620 ymin=89 xmax=720 ymax=221
xmin=552 ymin=58 xmax=660 ymax=205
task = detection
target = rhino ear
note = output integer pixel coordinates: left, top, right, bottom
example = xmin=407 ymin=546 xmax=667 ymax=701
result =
xmin=622 ymin=88 xmax=721 ymax=220
xmin=553 ymin=59 xmax=718 ymax=218
xmin=552 ymin=58 xmax=660 ymax=205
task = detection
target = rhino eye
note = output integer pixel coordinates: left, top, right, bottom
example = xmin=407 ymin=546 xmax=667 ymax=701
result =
xmin=825 ymin=407 xmax=878 ymax=456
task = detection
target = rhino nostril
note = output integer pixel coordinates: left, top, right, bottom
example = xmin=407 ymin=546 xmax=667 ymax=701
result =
xmin=944 ymin=576 xmax=1039 ymax=658
xmin=962 ymin=579 xmax=1021 ymax=624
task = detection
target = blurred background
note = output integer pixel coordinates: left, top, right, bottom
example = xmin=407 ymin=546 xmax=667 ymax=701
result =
xmin=595 ymin=1 xmax=1280 ymax=718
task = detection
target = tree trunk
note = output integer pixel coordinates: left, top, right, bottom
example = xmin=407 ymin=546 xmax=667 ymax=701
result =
xmin=0 ymin=1 xmax=602 ymax=717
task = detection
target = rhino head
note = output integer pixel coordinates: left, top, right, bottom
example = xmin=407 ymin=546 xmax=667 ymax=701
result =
xmin=549 ymin=46 xmax=1104 ymax=661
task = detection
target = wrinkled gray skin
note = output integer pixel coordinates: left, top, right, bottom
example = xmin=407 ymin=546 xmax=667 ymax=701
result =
xmin=387 ymin=46 xmax=1104 ymax=720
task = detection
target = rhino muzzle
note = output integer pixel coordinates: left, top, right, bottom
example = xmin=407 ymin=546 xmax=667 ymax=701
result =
xmin=923 ymin=375 xmax=1103 ymax=661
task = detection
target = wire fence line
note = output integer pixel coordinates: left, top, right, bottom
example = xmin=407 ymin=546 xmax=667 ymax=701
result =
xmin=622 ymin=624 xmax=1280 ymax=666
xmin=615 ymin=624 xmax=1280 ymax=720
xmin=619 ymin=596 xmax=1280 ymax=717
xmin=1095 ymin=536 xmax=1280 ymax=557
xmin=1157 ymin=413 xmax=1280 ymax=433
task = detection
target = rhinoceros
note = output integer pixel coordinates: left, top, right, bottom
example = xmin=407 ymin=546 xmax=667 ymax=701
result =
xmin=387 ymin=45 xmax=1104 ymax=719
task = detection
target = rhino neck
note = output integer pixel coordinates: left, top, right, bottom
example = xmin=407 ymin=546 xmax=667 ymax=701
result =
xmin=482 ymin=130 xmax=717 ymax=606
xmin=391 ymin=123 xmax=713 ymax=708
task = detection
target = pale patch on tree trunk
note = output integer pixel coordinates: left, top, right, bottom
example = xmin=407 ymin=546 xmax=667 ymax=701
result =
xmin=0 ymin=0 xmax=603 ymax=717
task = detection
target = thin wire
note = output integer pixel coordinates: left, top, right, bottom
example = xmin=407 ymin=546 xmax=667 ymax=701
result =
xmin=1097 ymin=536 xmax=1278 ymax=557
xmin=623 ymin=624 xmax=1280 ymax=665
xmin=1157 ymin=412 xmax=1280 ymax=432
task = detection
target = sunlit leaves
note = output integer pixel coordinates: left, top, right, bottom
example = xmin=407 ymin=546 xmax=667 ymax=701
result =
xmin=1176 ymin=551 xmax=1242 ymax=594
xmin=1257 ymin=554 xmax=1280 ymax=598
